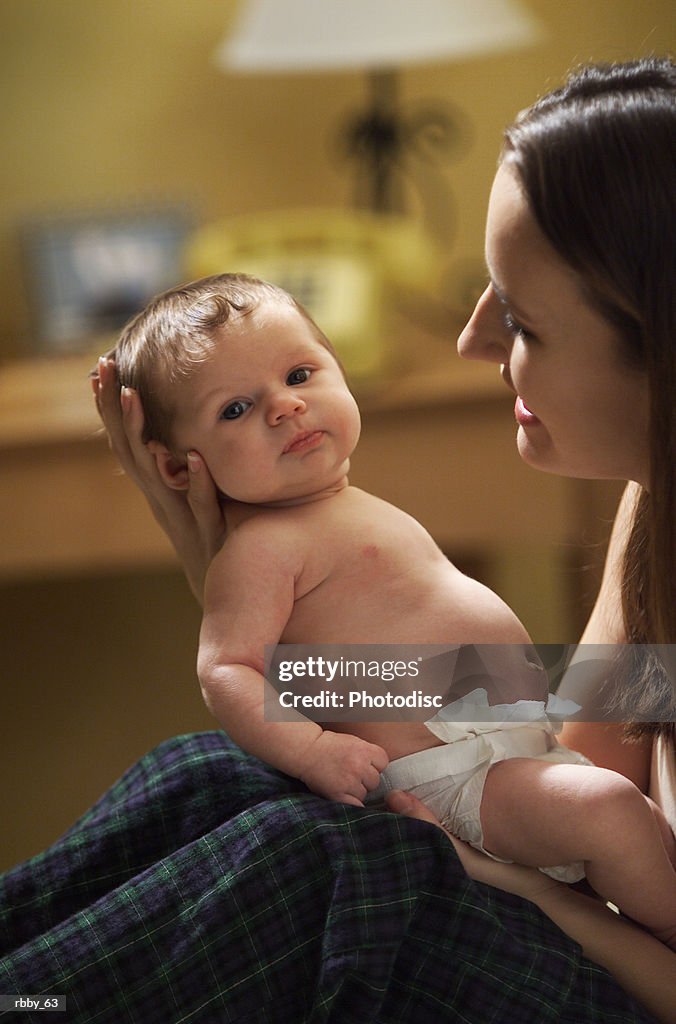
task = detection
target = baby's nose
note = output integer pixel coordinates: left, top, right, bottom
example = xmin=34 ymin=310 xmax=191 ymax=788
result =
xmin=267 ymin=389 xmax=307 ymax=424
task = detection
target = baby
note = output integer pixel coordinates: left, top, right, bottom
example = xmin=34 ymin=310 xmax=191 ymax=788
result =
xmin=110 ymin=272 xmax=675 ymax=947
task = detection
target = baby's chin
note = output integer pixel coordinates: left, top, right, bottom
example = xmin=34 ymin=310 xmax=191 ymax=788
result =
xmin=217 ymin=473 xmax=350 ymax=508
xmin=218 ymin=487 xmax=304 ymax=508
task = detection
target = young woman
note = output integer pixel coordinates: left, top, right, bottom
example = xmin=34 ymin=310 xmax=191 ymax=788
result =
xmin=391 ymin=55 xmax=676 ymax=1021
xmin=2 ymin=58 xmax=672 ymax=1024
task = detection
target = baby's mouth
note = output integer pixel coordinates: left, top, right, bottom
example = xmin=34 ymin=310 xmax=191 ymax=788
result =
xmin=282 ymin=430 xmax=324 ymax=454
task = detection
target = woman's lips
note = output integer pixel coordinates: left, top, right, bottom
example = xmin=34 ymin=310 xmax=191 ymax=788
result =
xmin=500 ymin=366 xmax=541 ymax=426
xmin=283 ymin=430 xmax=324 ymax=454
xmin=514 ymin=396 xmax=541 ymax=427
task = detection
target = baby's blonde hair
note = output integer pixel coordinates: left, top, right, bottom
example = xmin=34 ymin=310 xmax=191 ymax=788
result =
xmin=110 ymin=273 xmax=340 ymax=448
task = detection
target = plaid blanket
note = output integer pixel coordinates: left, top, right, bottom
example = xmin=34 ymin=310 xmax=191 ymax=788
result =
xmin=0 ymin=732 xmax=656 ymax=1023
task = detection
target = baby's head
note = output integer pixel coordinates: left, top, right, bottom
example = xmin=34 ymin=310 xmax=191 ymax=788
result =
xmin=112 ymin=273 xmax=341 ymax=450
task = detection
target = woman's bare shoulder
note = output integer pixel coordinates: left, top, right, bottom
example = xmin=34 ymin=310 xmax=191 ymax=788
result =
xmin=581 ymin=482 xmax=641 ymax=644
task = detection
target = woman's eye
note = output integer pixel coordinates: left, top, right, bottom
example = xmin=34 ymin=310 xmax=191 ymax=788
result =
xmin=503 ymin=312 xmax=534 ymax=341
xmin=287 ymin=368 xmax=311 ymax=386
xmin=220 ymin=399 xmax=251 ymax=420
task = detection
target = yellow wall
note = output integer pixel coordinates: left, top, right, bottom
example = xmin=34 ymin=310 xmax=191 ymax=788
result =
xmin=1 ymin=1 xmax=674 ymax=870
xmin=1 ymin=0 xmax=674 ymax=355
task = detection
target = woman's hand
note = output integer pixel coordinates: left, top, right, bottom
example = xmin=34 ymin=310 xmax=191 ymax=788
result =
xmin=385 ymin=789 xmax=561 ymax=903
xmin=92 ymin=357 xmax=226 ymax=602
xmin=387 ymin=790 xmax=676 ymax=1024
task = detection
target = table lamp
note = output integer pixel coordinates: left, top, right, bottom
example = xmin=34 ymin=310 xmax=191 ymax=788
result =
xmin=214 ymin=0 xmax=543 ymax=213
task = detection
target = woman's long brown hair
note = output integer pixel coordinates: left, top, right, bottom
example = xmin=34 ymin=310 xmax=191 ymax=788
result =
xmin=502 ymin=58 xmax=676 ymax=736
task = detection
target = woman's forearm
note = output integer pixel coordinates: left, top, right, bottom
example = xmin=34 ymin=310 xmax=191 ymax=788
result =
xmin=535 ymin=885 xmax=676 ymax=1024
xmin=387 ymin=793 xmax=675 ymax=1024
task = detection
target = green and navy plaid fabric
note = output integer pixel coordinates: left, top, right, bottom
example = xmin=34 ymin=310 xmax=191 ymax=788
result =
xmin=0 ymin=733 xmax=656 ymax=1023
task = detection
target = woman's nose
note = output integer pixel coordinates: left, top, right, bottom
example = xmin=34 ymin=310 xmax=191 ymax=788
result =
xmin=266 ymin=389 xmax=307 ymax=425
xmin=457 ymin=284 xmax=511 ymax=364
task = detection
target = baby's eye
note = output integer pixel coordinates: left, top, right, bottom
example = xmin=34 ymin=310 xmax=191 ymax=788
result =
xmin=220 ymin=399 xmax=251 ymax=420
xmin=287 ymin=368 xmax=311 ymax=386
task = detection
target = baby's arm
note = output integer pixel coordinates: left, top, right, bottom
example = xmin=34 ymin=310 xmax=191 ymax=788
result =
xmin=480 ymin=758 xmax=676 ymax=947
xmin=197 ymin=519 xmax=388 ymax=805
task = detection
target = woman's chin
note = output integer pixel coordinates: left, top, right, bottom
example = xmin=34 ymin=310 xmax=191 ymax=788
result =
xmin=516 ymin=427 xmax=556 ymax=473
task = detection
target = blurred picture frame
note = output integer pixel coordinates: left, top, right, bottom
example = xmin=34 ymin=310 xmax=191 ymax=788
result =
xmin=21 ymin=204 xmax=192 ymax=352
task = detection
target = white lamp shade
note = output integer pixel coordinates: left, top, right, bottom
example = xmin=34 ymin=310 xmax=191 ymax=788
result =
xmin=216 ymin=0 xmax=543 ymax=73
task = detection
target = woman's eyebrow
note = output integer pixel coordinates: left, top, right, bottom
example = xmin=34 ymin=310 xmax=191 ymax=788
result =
xmin=490 ymin=278 xmax=509 ymax=305
xmin=490 ymin=277 xmax=536 ymax=325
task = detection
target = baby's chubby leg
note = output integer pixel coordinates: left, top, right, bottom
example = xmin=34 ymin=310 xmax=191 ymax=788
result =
xmin=646 ymin=795 xmax=676 ymax=869
xmin=480 ymin=759 xmax=676 ymax=948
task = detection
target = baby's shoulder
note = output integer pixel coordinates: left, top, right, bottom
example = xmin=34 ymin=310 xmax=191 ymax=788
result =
xmin=337 ymin=487 xmax=431 ymax=536
xmin=218 ymin=505 xmax=314 ymax=569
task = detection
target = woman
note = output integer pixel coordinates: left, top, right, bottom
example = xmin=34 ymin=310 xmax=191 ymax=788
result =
xmin=454 ymin=56 xmax=675 ymax=807
xmin=394 ymin=55 xmax=675 ymax=1022
xmin=1 ymin=58 xmax=673 ymax=1023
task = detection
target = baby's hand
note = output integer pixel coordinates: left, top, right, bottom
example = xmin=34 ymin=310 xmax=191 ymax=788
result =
xmin=298 ymin=731 xmax=389 ymax=807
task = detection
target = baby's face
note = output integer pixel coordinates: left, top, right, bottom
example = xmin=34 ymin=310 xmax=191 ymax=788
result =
xmin=169 ymin=301 xmax=361 ymax=505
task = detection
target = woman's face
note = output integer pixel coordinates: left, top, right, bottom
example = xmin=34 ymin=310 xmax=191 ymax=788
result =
xmin=458 ymin=164 xmax=650 ymax=488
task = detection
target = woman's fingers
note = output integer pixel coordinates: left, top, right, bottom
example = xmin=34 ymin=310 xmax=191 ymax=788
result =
xmin=386 ymin=789 xmax=562 ymax=900
xmin=92 ymin=355 xmax=225 ymax=601
xmin=185 ymin=452 xmax=227 ymax=560
xmin=94 ymin=358 xmax=159 ymax=490
xmin=185 ymin=451 xmax=219 ymax=519
xmin=119 ymin=386 xmax=162 ymax=485
xmin=94 ymin=358 xmax=137 ymax=471
xmin=385 ymin=790 xmax=493 ymax=871
xmin=94 ymin=358 xmax=121 ymax=433
xmin=385 ymin=790 xmax=447 ymax=830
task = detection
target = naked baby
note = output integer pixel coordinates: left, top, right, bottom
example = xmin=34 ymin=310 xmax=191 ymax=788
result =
xmin=108 ymin=272 xmax=676 ymax=948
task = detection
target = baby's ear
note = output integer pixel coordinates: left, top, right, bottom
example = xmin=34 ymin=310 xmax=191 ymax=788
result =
xmin=147 ymin=440 xmax=189 ymax=491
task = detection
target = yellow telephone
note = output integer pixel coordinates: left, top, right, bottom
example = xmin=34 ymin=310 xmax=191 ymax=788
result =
xmin=187 ymin=209 xmax=444 ymax=381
